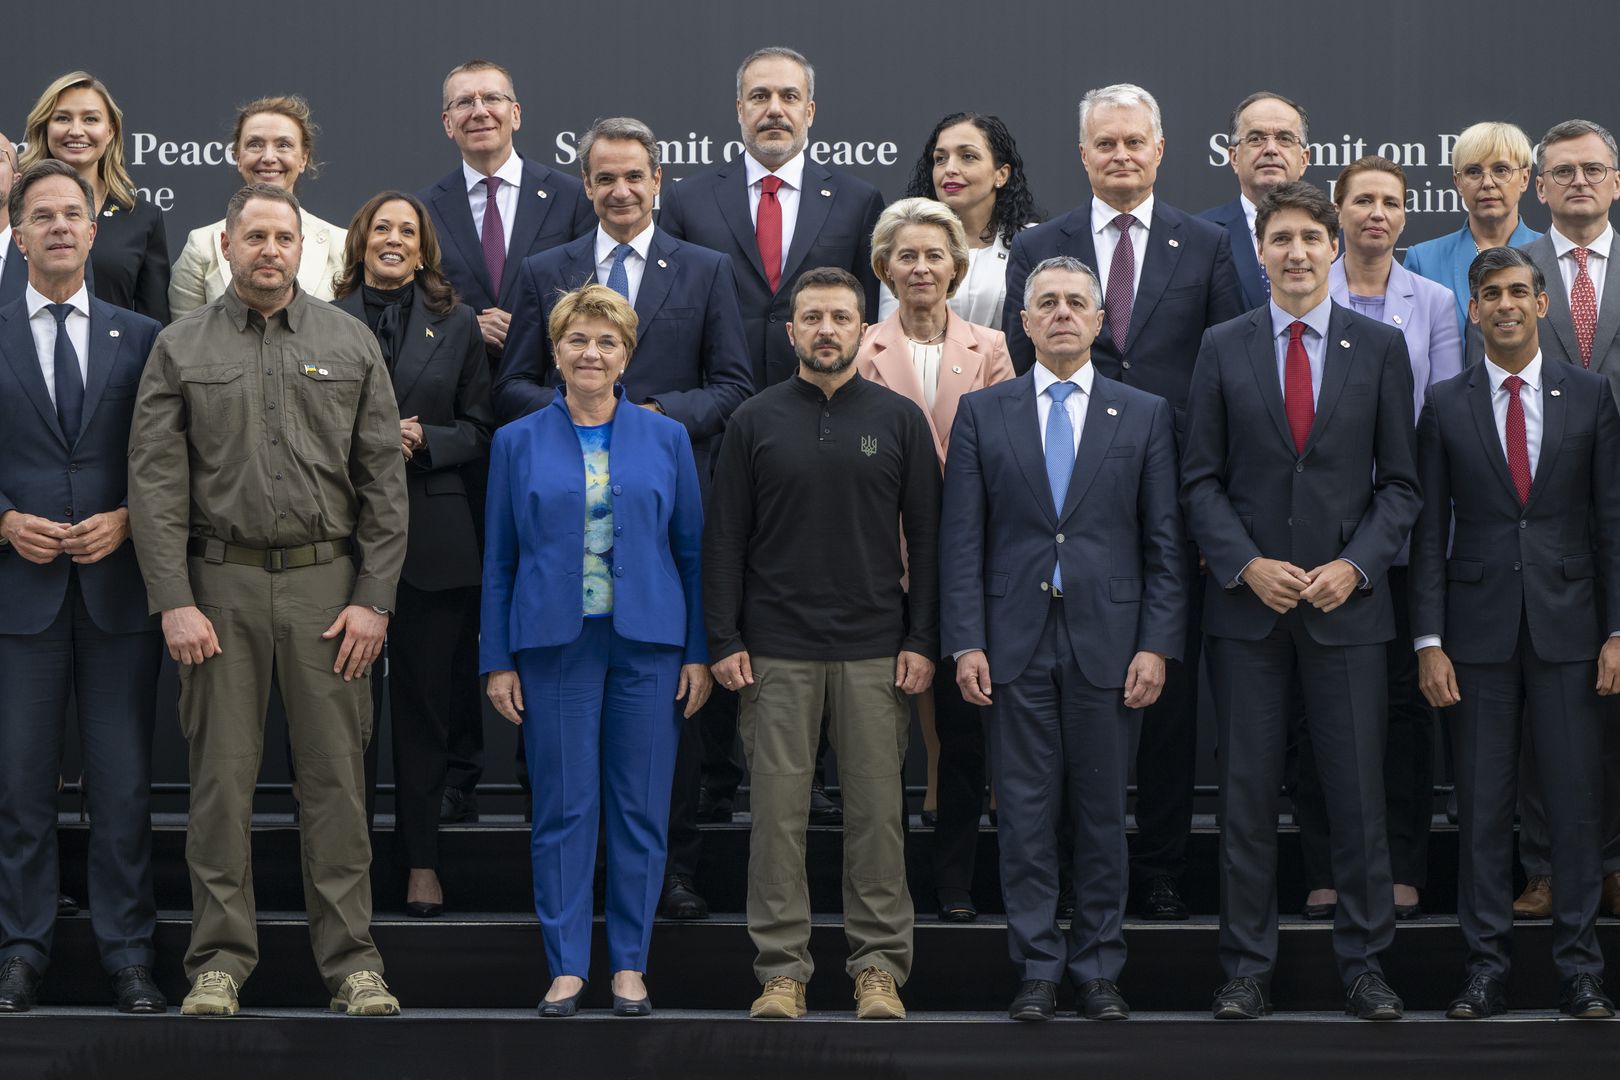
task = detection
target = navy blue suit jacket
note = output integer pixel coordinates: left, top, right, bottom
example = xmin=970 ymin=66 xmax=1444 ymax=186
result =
xmin=940 ymin=369 xmax=1187 ymax=687
xmin=0 ymin=295 xmax=160 ymax=635
xmin=479 ymin=389 xmax=705 ymax=670
xmin=1198 ymin=197 xmax=1268 ymax=312
xmin=1003 ymin=201 xmax=1245 ymax=428
xmin=657 ymin=157 xmax=884 ymax=390
xmin=0 ymin=237 xmax=26 ymax=306
xmin=1180 ymin=303 xmax=1421 ymax=646
xmin=1411 ymin=361 xmax=1620 ymax=664
xmin=493 ymin=228 xmax=753 ymax=477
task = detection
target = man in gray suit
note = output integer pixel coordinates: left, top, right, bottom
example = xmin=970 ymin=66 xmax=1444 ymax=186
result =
xmin=1515 ymin=118 xmax=1620 ymax=920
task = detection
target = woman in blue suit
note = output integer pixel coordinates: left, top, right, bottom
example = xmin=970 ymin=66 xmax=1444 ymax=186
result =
xmin=481 ymin=284 xmax=711 ymax=1017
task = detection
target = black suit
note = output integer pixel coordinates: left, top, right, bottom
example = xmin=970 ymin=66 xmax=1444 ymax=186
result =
xmin=0 ymin=237 xmax=25 ymax=306
xmin=1181 ymin=301 xmax=1420 ymax=988
xmin=1198 ymin=198 xmax=1268 ymax=312
xmin=85 ymin=198 xmax=170 ymax=324
xmin=334 ymin=287 xmax=492 ymax=867
xmin=1412 ymin=359 xmax=1620 ymax=984
xmin=0 ymin=293 xmax=162 ymax=976
xmin=1003 ymin=199 xmax=1246 ymax=893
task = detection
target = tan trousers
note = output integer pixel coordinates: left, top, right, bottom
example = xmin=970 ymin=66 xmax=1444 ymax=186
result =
xmin=739 ymin=655 xmax=914 ymax=985
xmin=179 ymin=556 xmax=382 ymax=993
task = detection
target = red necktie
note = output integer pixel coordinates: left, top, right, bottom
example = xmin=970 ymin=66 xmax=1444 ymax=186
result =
xmin=1571 ymin=247 xmax=1596 ymax=368
xmin=480 ymin=176 xmax=506 ymax=294
xmin=1106 ymin=213 xmax=1137 ymax=352
xmin=1503 ymin=374 xmax=1531 ymax=504
xmin=1284 ymin=321 xmax=1314 ymax=454
xmin=757 ymin=174 xmax=783 ymax=293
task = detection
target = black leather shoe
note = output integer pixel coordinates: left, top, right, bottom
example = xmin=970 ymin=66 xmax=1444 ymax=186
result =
xmin=1212 ymin=977 xmax=1270 ymax=1019
xmin=57 ymin=893 xmax=79 ymax=918
xmin=1446 ymin=973 xmax=1506 ymax=1019
xmin=1346 ymin=972 xmax=1404 ymax=1020
xmin=539 ymin=983 xmax=586 ymax=1017
xmin=405 ymin=901 xmax=444 ymax=918
xmin=0 ymin=957 xmax=41 ymax=1012
xmin=113 ymin=965 xmax=167 ymax=1014
xmin=936 ymin=889 xmax=977 ymax=923
xmin=1394 ymin=901 xmax=1423 ymax=920
xmin=1137 ymin=876 xmax=1189 ymax=920
xmin=657 ymin=875 xmax=709 ymax=920
xmin=613 ymin=994 xmax=652 ymax=1017
xmin=808 ymin=781 xmax=842 ymax=825
xmin=696 ymin=787 xmax=733 ymax=823
xmin=1077 ymin=978 xmax=1129 ymax=1020
xmin=1560 ymin=973 xmax=1616 ymax=1018
xmin=1008 ymin=979 xmax=1056 ymax=1021
xmin=439 ymin=787 xmax=479 ymax=824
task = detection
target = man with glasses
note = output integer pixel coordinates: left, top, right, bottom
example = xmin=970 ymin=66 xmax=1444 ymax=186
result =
xmin=1201 ymin=93 xmax=1312 ymax=312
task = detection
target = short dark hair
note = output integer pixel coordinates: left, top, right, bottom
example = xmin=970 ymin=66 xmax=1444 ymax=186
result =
xmin=1254 ymin=180 xmax=1337 ymax=244
xmin=7 ymin=159 xmax=92 ymax=226
xmin=1467 ymin=245 xmax=1546 ymax=299
xmin=226 ymin=183 xmax=303 ymax=234
xmin=788 ymin=266 xmax=862 ymax=318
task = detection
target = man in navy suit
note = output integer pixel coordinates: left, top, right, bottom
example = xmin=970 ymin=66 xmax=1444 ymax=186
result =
xmin=1182 ymin=181 xmax=1420 ymax=1020
xmin=942 ymin=256 xmax=1186 ymax=1022
xmin=1003 ymin=83 xmax=1245 ymax=921
xmin=0 ymin=160 xmax=164 ymax=1014
xmin=0 ymin=135 xmax=26 ymax=305
xmin=1412 ymin=246 xmax=1620 ymax=1020
xmin=1199 ymin=93 xmax=1312 ymax=313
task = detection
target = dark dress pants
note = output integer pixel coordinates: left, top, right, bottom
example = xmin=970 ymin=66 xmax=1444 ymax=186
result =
xmin=989 ymin=599 xmax=1131 ymax=984
xmin=1209 ymin=609 xmax=1395 ymax=988
xmin=0 ymin=570 xmax=161 ymax=975
xmin=441 ymin=601 xmax=485 ymax=796
xmin=931 ymin=660 xmax=986 ymax=901
xmin=1452 ymin=615 xmax=1605 ymax=983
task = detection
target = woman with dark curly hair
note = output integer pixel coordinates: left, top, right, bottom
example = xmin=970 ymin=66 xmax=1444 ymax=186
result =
xmin=878 ymin=113 xmax=1042 ymax=327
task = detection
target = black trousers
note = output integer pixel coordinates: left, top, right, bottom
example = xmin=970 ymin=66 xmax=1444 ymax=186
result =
xmin=931 ymin=659 xmax=985 ymax=899
xmin=1208 ymin=611 xmax=1394 ymax=988
xmin=441 ymin=602 xmax=485 ymax=796
xmin=990 ymin=600 xmax=1131 ymax=984
xmin=0 ymin=571 xmax=161 ymax=975
xmin=1452 ymin=615 xmax=1604 ymax=983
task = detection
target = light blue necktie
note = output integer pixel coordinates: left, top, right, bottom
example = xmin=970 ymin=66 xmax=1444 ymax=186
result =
xmin=605 ymin=243 xmax=633 ymax=299
xmin=1045 ymin=381 xmax=1078 ymax=591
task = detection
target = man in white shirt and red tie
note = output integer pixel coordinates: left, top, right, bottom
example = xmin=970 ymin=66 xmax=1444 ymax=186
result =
xmin=1411 ymin=245 xmax=1620 ymax=1019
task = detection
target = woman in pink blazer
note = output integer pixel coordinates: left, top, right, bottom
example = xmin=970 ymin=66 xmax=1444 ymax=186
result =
xmin=856 ymin=197 xmax=1014 ymax=922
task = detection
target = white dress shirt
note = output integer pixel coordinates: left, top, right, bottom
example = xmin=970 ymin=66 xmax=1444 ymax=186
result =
xmin=26 ymin=283 xmax=92 ymax=406
xmin=1270 ymin=295 xmax=1331 ymax=409
xmin=1032 ymin=358 xmax=1092 ymax=456
xmin=0 ymin=224 xmax=12 ymax=278
xmin=1091 ymin=193 xmax=1153 ymax=305
xmin=744 ymin=150 xmax=805 ymax=277
xmin=1549 ymin=223 xmax=1612 ymax=314
xmin=908 ymin=339 xmax=944 ymax=409
xmin=1239 ymin=193 xmax=1259 ymax=250
xmin=463 ymin=150 xmax=525 ymax=256
xmin=594 ymin=221 xmax=655 ymax=307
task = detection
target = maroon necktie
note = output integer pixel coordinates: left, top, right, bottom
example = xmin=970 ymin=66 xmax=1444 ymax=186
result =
xmin=1571 ymin=247 xmax=1596 ymax=368
xmin=1106 ymin=213 xmax=1137 ymax=352
xmin=480 ymin=175 xmax=506 ymax=293
xmin=1503 ymin=374 xmax=1531 ymax=504
xmin=1284 ymin=321 xmax=1314 ymax=454
xmin=757 ymin=175 xmax=783 ymax=293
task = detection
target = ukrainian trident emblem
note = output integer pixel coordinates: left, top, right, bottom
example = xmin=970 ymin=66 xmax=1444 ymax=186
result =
xmin=860 ymin=435 xmax=878 ymax=457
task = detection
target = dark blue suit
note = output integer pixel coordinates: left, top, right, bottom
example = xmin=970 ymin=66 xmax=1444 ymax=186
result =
xmin=493 ymin=227 xmax=753 ymax=481
xmin=941 ymin=368 xmax=1186 ymax=984
xmin=480 ymin=389 xmax=705 ymax=977
xmin=1198 ymin=198 xmax=1268 ymax=312
xmin=0 ymin=293 xmax=161 ymax=977
xmin=0 ymin=238 xmax=26 ymax=306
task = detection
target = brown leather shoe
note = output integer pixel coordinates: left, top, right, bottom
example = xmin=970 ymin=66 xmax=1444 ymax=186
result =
xmin=1601 ymin=872 xmax=1620 ymax=918
xmin=1513 ymin=876 xmax=1552 ymax=919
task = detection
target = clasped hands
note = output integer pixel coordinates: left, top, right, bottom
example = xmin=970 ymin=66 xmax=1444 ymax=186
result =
xmin=1243 ymin=557 xmax=1359 ymax=615
xmin=0 ymin=507 xmax=129 ymax=565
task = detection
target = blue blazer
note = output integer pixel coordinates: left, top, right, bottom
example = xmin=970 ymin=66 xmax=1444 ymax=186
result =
xmin=1402 ymin=217 xmax=1541 ymax=346
xmin=480 ymin=388 xmax=705 ymax=671
xmin=0 ymin=294 xmax=160 ymax=635
xmin=1328 ymin=258 xmax=1463 ymax=415
xmin=1003 ymin=200 xmax=1246 ymax=429
xmin=1198 ymin=197 xmax=1268 ymax=311
xmin=940 ymin=369 xmax=1187 ymax=688
xmin=492 ymin=227 xmax=753 ymax=479
xmin=0 ymin=237 xmax=25 ymax=306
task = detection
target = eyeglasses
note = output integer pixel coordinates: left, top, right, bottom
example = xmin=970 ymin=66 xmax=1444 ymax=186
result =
xmin=1456 ymin=163 xmax=1523 ymax=185
xmin=1545 ymin=162 xmax=1616 ymax=186
xmin=1239 ymin=131 xmax=1302 ymax=150
xmin=445 ymin=92 xmax=514 ymax=114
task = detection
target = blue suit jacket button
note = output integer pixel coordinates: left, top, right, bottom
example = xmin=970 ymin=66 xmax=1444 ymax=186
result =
xmin=612 ymin=484 xmax=623 ymax=495
xmin=614 ymin=565 xmax=625 ymax=577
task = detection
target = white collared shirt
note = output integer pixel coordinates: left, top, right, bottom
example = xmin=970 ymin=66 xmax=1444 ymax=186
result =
xmin=462 ymin=150 xmax=525 ymax=256
xmin=0 ymin=224 xmax=11 ymax=276
xmin=1032 ymin=358 xmax=1094 ymax=456
xmin=1091 ymin=193 xmax=1153 ymax=305
xmin=744 ymin=150 xmax=805 ymax=276
xmin=1549 ymin=223 xmax=1613 ymax=315
xmin=594 ymin=221 xmax=655 ymax=307
xmin=1239 ymin=193 xmax=1259 ymax=252
xmin=25 ymin=283 xmax=91 ymax=406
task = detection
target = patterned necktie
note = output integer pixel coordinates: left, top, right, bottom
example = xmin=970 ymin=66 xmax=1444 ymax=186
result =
xmin=1283 ymin=321 xmax=1314 ymax=454
xmin=1502 ymin=374 xmax=1531 ymax=504
xmin=605 ymin=243 xmax=633 ymax=299
xmin=757 ymin=174 xmax=784 ymax=293
xmin=1045 ymin=381 xmax=1078 ymax=591
xmin=47 ymin=303 xmax=84 ymax=443
xmin=480 ymin=175 xmax=506 ymax=294
xmin=1106 ymin=213 xmax=1137 ymax=352
xmin=1571 ymin=247 xmax=1597 ymax=368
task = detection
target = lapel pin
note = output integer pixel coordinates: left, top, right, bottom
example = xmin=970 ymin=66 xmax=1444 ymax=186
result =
xmin=425 ymin=327 xmax=434 ymax=338
xmin=538 ymin=190 xmax=548 ymax=199
xmin=657 ymin=259 xmax=668 ymax=268
xmin=998 ymin=251 xmax=1007 ymax=260
xmin=315 ymin=233 xmax=326 ymax=243
xmin=1106 ymin=406 xmax=1118 ymax=416
xmin=1391 ymin=314 xmax=1402 ymax=324
xmin=1340 ymin=339 xmax=1351 ymax=348
xmin=1167 ymin=238 xmax=1179 ymax=248
xmin=952 ymin=365 xmax=962 ymax=374
xmin=1551 ymin=388 xmax=1562 ymax=396
xmin=820 ymin=189 xmax=832 ymax=197
xmin=108 ymin=329 xmax=119 ymax=337
xmin=102 ymin=209 xmax=114 ymax=217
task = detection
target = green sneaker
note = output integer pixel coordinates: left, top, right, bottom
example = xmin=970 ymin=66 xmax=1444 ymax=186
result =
xmin=329 ymin=970 xmax=400 ymax=1016
xmin=180 ymin=971 xmax=239 ymax=1017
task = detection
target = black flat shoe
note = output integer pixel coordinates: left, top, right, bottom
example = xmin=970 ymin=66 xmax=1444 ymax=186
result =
xmin=1008 ymin=979 xmax=1056 ymax=1021
xmin=1346 ymin=972 xmax=1404 ymax=1020
xmin=439 ymin=787 xmax=479 ymax=824
xmin=920 ymin=809 xmax=937 ymax=828
xmin=1301 ymin=900 xmax=1336 ymax=920
xmin=539 ymin=983 xmax=587 ymax=1017
xmin=1394 ymin=901 xmax=1422 ymax=920
xmin=113 ymin=965 xmax=167 ymax=1014
xmin=613 ymin=994 xmax=652 ymax=1017
xmin=1446 ymin=973 xmax=1507 ymax=1019
xmin=405 ymin=900 xmax=443 ymax=918
xmin=58 ymin=893 xmax=79 ymax=918
xmin=936 ymin=889 xmax=977 ymax=923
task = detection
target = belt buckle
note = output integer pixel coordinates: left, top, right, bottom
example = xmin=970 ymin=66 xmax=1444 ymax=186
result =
xmin=264 ymin=548 xmax=287 ymax=573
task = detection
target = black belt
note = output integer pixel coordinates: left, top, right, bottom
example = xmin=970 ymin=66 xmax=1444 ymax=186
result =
xmin=188 ymin=537 xmax=353 ymax=573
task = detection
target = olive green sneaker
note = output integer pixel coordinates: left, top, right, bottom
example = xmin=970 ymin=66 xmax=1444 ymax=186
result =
xmin=180 ymin=971 xmax=240 ymax=1017
xmin=329 ymin=970 xmax=401 ymax=1016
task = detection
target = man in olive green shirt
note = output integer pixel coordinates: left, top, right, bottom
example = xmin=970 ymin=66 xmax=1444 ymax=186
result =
xmin=128 ymin=184 xmax=407 ymax=1018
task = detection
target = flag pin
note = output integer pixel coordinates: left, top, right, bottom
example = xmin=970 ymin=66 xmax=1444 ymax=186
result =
xmin=657 ymin=259 xmax=668 ymax=268
xmin=1551 ymin=388 xmax=1562 ymax=396
xmin=1167 ymin=238 xmax=1179 ymax=248
xmin=109 ymin=329 xmax=119 ymax=337
xmin=538 ymin=190 xmax=547 ymax=198
xmin=1107 ymin=407 xmax=1118 ymax=416
xmin=1392 ymin=314 xmax=1402 ymax=324
xmin=820 ymin=189 xmax=832 ymax=197
xmin=952 ymin=365 xmax=962 ymax=374
xmin=1340 ymin=339 xmax=1351 ymax=348
xmin=425 ymin=327 xmax=434 ymax=338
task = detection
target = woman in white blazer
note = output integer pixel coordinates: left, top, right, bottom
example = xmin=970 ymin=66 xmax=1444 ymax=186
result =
xmin=169 ymin=95 xmax=347 ymax=317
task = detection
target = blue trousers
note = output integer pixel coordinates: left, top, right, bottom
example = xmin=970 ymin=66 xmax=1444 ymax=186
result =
xmin=518 ymin=618 xmax=682 ymax=977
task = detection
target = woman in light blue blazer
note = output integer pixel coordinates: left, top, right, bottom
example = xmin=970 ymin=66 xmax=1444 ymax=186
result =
xmin=1295 ymin=156 xmax=1463 ymax=923
xmin=481 ymin=284 xmax=711 ymax=1018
